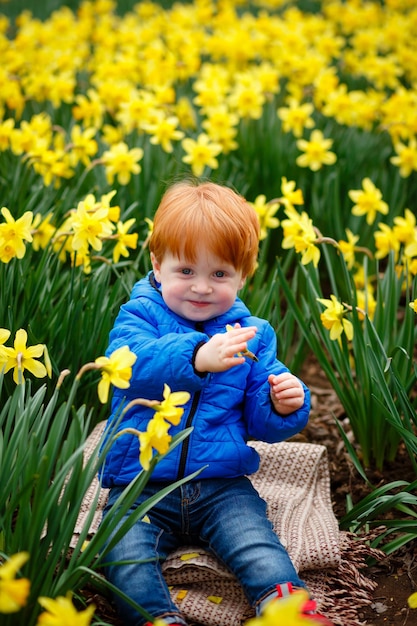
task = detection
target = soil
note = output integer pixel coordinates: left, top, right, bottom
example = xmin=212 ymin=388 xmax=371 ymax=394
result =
xmin=89 ymin=356 xmax=417 ymax=626
xmin=298 ymin=356 xmax=417 ymax=626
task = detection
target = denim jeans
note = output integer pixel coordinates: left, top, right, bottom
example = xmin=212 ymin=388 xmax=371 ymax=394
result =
xmin=101 ymin=477 xmax=306 ymax=626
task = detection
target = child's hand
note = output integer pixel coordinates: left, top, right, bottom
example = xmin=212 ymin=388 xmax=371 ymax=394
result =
xmin=268 ymin=372 xmax=305 ymax=415
xmin=194 ymin=325 xmax=257 ymax=373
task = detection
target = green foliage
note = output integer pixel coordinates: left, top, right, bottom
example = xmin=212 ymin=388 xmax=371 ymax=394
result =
xmin=0 ymin=372 xmax=197 ymax=625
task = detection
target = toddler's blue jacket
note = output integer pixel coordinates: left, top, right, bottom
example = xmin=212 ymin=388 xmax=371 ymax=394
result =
xmin=100 ymin=273 xmax=310 ymax=487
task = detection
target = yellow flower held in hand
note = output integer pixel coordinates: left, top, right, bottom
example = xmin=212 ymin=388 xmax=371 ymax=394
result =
xmin=95 ymin=345 xmax=137 ymax=404
xmin=0 ymin=552 xmax=30 ymax=614
xmin=37 ymin=591 xmax=95 ymax=626
xmin=2 ymin=329 xmax=48 ymax=384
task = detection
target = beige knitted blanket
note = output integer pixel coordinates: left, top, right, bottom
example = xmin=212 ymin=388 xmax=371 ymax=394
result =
xmin=75 ymin=422 xmax=380 ymax=626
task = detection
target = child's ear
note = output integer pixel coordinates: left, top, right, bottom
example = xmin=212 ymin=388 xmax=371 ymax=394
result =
xmin=238 ymin=276 xmax=247 ymax=290
xmin=150 ymin=252 xmax=161 ymax=281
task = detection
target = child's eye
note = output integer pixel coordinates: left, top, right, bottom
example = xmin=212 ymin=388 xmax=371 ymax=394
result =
xmin=181 ymin=268 xmax=192 ymax=275
xmin=214 ymin=270 xmax=225 ymax=278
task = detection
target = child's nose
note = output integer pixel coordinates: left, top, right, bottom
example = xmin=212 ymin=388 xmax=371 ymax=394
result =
xmin=191 ymin=278 xmax=212 ymax=293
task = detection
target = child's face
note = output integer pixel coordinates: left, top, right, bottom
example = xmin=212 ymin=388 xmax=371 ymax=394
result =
xmin=151 ymin=247 xmax=246 ymax=322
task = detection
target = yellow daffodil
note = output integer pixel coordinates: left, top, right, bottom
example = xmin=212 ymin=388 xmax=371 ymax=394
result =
xmin=0 ymin=327 xmax=11 ymax=366
xmin=348 ymin=178 xmax=389 ymax=225
xmin=31 ymin=213 xmax=56 ymax=251
xmin=102 ymin=142 xmax=144 ymax=186
xmin=112 ymin=218 xmax=138 ymax=263
xmin=154 ymin=383 xmax=191 ymax=425
xmin=393 ymin=209 xmax=416 ymax=245
xmin=409 ymin=299 xmax=417 ymax=314
xmin=338 ymin=229 xmax=360 ymax=270
xmin=182 ymin=133 xmax=222 ymax=177
xmin=356 ymin=288 xmax=376 ymax=321
xmin=0 ymin=207 xmax=33 ymax=263
xmin=37 ymin=591 xmax=95 ymax=626
xmin=296 ymin=130 xmax=337 ymax=171
xmin=68 ymin=125 xmax=98 ymax=167
xmin=71 ymin=194 xmax=114 ymax=253
xmin=142 ymin=113 xmax=184 ymax=154
xmin=225 ymin=324 xmax=258 ymax=361
xmin=245 ymin=589 xmax=314 ymax=626
xmin=390 ymin=138 xmax=417 ymax=178
xmin=228 ymin=81 xmax=265 ymax=120
xmin=2 ymin=329 xmax=48 ymax=384
xmin=317 ymin=295 xmax=354 ymax=341
xmin=280 ymin=177 xmax=304 ymax=211
xmin=0 ymin=552 xmax=30 ymax=614
xmin=374 ymin=223 xmax=401 ymax=260
xmin=281 ymin=208 xmax=320 ymax=267
xmin=250 ymin=195 xmax=279 ymax=241
xmin=139 ymin=415 xmax=172 ymax=470
xmin=277 ymin=99 xmax=315 ymax=138
xmin=94 ymin=345 xmax=137 ymax=404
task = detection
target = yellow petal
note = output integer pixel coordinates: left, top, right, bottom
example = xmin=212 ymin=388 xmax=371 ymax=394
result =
xmin=207 ymin=595 xmax=222 ymax=604
xmin=180 ymin=553 xmax=200 ymax=561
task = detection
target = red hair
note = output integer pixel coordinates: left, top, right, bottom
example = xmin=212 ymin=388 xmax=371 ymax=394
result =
xmin=149 ymin=180 xmax=260 ymax=276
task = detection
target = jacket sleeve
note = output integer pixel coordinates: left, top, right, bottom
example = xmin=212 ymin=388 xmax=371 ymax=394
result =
xmin=106 ymin=296 xmax=210 ymax=402
xmin=242 ymin=322 xmax=310 ymax=442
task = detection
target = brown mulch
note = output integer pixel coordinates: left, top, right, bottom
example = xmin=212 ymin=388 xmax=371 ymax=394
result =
xmin=299 ymin=355 xmax=417 ymax=626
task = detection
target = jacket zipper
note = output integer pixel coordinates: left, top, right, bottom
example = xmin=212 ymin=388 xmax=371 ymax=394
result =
xmin=176 ymin=321 xmax=205 ymax=480
xmin=177 ymin=389 xmax=201 ymax=480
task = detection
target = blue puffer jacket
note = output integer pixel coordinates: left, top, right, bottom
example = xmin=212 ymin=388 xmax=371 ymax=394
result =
xmin=100 ymin=273 xmax=310 ymax=487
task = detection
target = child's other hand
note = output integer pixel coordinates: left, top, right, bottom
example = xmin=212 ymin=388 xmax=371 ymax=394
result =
xmin=194 ymin=324 xmax=257 ymax=373
xmin=268 ymin=372 xmax=305 ymax=415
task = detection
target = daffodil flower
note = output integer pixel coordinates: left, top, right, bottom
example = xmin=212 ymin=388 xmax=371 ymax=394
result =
xmin=348 ymin=178 xmax=389 ymax=225
xmin=245 ymin=589 xmax=313 ymax=626
xmin=153 ymin=383 xmax=191 ymax=425
xmin=225 ymin=324 xmax=258 ymax=361
xmin=112 ymin=218 xmax=138 ymax=263
xmin=250 ymin=195 xmax=279 ymax=241
xmin=37 ymin=591 xmax=95 ymax=626
xmin=94 ymin=345 xmax=137 ymax=404
xmin=139 ymin=416 xmax=172 ymax=470
xmin=317 ymin=295 xmax=354 ymax=341
xmin=2 ymin=329 xmax=48 ymax=384
xmin=0 ymin=552 xmax=30 ymax=614
xmin=0 ymin=207 xmax=34 ymax=263
xmin=296 ymin=130 xmax=337 ymax=171
xmin=409 ymin=299 xmax=417 ymax=313
xmin=0 ymin=327 xmax=11 ymax=366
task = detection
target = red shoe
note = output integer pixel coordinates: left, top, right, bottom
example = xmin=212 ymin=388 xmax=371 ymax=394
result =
xmin=276 ymin=583 xmax=335 ymax=626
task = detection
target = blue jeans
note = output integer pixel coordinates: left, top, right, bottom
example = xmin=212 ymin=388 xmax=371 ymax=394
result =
xmin=101 ymin=477 xmax=306 ymax=625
